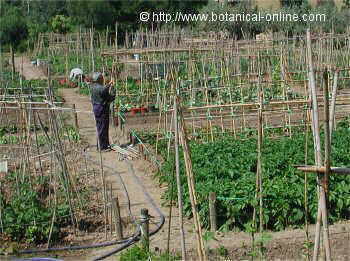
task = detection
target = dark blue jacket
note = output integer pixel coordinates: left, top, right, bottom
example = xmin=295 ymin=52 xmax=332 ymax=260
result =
xmin=90 ymin=83 xmax=115 ymax=105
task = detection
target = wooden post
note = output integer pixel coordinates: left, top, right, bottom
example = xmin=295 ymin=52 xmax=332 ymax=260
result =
xmin=112 ymin=197 xmax=123 ymax=240
xmin=209 ymin=192 xmax=217 ymax=233
xmin=140 ymin=208 xmax=150 ymax=252
xmin=72 ymin=104 xmax=79 ymax=129
xmin=10 ymin=45 xmax=15 ymax=81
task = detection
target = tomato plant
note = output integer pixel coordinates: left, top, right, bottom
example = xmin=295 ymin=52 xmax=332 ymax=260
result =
xmin=0 ymin=173 xmax=70 ymax=244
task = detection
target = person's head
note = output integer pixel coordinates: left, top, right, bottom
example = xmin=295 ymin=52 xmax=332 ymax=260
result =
xmin=92 ymin=72 xmax=103 ymax=84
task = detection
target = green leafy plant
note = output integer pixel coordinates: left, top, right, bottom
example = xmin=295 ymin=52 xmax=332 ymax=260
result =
xmin=216 ymin=245 xmax=229 ymax=257
xmin=0 ymin=135 xmax=20 ymax=145
xmin=64 ymin=126 xmax=80 ymax=142
xmin=151 ymin=119 xmax=350 ymax=232
xmin=1 ymin=173 xmax=69 ymax=244
xmin=119 ymin=245 xmax=180 ymax=261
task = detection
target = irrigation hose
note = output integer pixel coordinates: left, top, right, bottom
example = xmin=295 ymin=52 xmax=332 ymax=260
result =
xmin=92 ymin=236 xmax=138 ymax=261
xmin=16 ymin=146 xmax=138 ymax=255
xmin=17 ymin=237 xmax=136 ymax=254
xmin=82 ymin=145 xmax=134 ymax=221
xmin=92 ymin=158 xmax=165 ymax=261
xmin=16 ymin=145 xmax=165 ymax=260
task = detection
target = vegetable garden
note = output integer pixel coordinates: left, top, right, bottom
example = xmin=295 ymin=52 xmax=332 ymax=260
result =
xmin=111 ymin=29 xmax=350 ymax=260
xmin=1 ymin=26 xmax=350 ymax=260
xmin=0 ymin=63 xmax=130 ymax=255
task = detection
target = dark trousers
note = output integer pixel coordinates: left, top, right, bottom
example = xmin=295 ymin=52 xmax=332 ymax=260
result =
xmin=93 ymin=104 xmax=110 ymax=150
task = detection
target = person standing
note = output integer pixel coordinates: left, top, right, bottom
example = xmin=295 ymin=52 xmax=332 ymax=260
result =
xmin=90 ymin=72 xmax=115 ymax=152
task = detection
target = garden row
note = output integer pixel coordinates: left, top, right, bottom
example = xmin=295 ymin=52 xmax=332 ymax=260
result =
xmin=139 ymin=119 xmax=350 ymax=232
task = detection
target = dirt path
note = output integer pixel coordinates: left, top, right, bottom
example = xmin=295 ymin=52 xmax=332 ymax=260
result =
xmin=12 ymin=56 xmax=47 ymax=80
xmin=58 ymin=88 xmax=198 ymax=260
xmin=10 ymin=56 xmax=197 ymax=259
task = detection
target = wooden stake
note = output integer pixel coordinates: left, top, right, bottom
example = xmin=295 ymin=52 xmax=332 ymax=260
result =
xmin=209 ymin=192 xmax=217 ymax=233
xmin=140 ymin=208 xmax=150 ymax=252
xmin=72 ymin=103 xmax=79 ymax=129
xmin=10 ymin=45 xmax=15 ymax=81
xmin=112 ymin=197 xmax=123 ymax=240
xmin=178 ymin=104 xmax=207 ymax=261
xmin=322 ymin=70 xmax=332 ymax=261
xmin=307 ymin=29 xmax=331 ymax=261
xmin=257 ymin=54 xmax=264 ymax=256
xmin=329 ymin=70 xmax=339 ymax=136
xmin=174 ymin=94 xmax=187 ymax=260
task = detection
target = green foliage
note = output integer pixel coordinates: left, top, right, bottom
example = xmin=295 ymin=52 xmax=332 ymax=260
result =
xmin=216 ymin=245 xmax=229 ymax=257
xmin=344 ymin=0 xmax=350 ymax=8
xmin=78 ymin=84 xmax=91 ymax=96
xmin=280 ymin=0 xmax=305 ymax=7
xmin=0 ymin=135 xmax=20 ymax=145
xmin=119 ymin=245 xmax=150 ymax=261
xmin=154 ymin=120 xmax=350 ymax=232
xmin=0 ymin=173 xmax=69 ymax=244
xmin=119 ymin=245 xmax=180 ymax=261
xmin=64 ymin=126 xmax=80 ymax=142
xmin=203 ymin=231 xmax=215 ymax=242
xmin=196 ymin=1 xmax=350 ymax=38
xmin=0 ymin=125 xmax=18 ymax=136
xmin=0 ymin=4 xmax=28 ymax=48
xmin=50 ymin=15 xmax=74 ymax=34
xmin=1 ymin=0 xmax=349 ymax=52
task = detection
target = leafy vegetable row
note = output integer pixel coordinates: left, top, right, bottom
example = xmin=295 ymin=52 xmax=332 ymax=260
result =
xmin=151 ymin=120 xmax=350 ymax=231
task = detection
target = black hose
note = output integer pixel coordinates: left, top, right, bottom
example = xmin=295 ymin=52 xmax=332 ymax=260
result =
xmin=18 ymin=237 xmax=133 ymax=254
xmin=16 ymin=147 xmax=165 ymax=260
xmin=91 ymin=158 xmax=165 ymax=260
xmin=83 ymin=145 xmax=134 ymax=220
xmin=92 ymin=236 xmax=137 ymax=261
xmin=16 ymin=147 xmax=136 ymax=255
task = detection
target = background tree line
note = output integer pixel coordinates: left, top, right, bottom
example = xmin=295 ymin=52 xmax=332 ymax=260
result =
xmin=0 ymin=0 xmax=349 ymax=51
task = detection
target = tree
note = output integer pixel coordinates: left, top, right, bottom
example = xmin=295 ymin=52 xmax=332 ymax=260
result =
xmin=50 ymin=15 xmax=74 ymax=34
xmin=0 ymin=4 xmax=28 ymax=49
xmin=280 ymin=0 xmax=305 ymax=7
xmin=67 ymin=0 xmax=117 ymax=29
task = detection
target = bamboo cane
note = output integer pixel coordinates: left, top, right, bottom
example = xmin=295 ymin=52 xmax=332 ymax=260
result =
xmin=307 ymin=30 xmax=331 ymax=261
xmin=178 ymin=104 xmax=206 ymax=261
xmin=329 ymin=70 xmax=339 ymax=136
xmin=174 ymin=92 xmax=187 ymax=260
xmin=322 ymin=70 xmax=332 ymax=261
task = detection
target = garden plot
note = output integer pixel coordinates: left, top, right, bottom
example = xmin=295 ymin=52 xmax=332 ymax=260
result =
xmin=4 ymin=29 xmax=350 ymax=260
